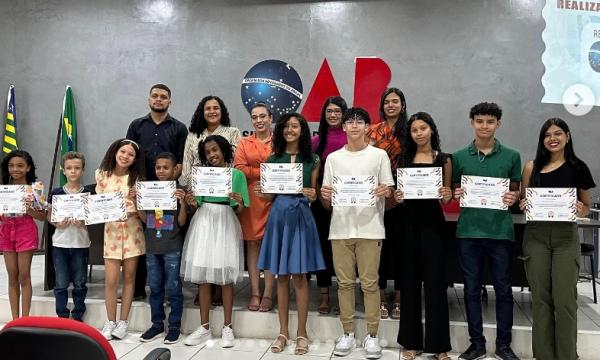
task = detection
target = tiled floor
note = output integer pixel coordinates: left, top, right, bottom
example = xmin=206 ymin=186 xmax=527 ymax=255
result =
xmin=2 ymin=255 xmax=600 ymax=359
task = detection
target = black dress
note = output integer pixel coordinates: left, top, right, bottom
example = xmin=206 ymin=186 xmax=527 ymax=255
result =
xmin=397 ymin=152 xmax=451 ymax=353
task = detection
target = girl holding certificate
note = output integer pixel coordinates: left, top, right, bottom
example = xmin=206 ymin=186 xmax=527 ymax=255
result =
xmin=366 ymin=87 xmax=407 ymax=319
xmin=97 ymin=139 xmax=146 ymax=340
xmin=257 ymin=113 xmax=325 ymax=355
xmin=233 ymin=102 xmax=275 ymax=312
xmin=182 ymin=135 xmax=249 ymax=348
xmin=519 ymin=118 xmax=595 ymax=360
xmin=393 ymin=113 xmax=452 ymax=360
xmin=311 ymin=96 xmax=348 ymax=315
xmin=0 ymin=150 xmax=46 ymax=319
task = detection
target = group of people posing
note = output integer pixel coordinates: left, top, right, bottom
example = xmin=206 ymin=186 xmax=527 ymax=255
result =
xmin=0 ymin=83 xmax=595 ymax=360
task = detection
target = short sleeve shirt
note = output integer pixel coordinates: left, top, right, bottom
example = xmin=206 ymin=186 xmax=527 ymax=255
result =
xmin=48 ymin=185 xmax=96 ymax=248
xmin=452 ymin=139 xmax=522 ymax=241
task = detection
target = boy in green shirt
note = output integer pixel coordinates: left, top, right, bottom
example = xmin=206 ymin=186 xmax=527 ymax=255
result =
xmin=452 ymin=103 xmax=521 ymax=360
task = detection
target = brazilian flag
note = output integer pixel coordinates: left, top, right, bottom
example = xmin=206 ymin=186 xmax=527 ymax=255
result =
xmin=2 ymin=84 xmax=17 ymax=154
xmin=60 ymin=85 xmax=77 ymax=185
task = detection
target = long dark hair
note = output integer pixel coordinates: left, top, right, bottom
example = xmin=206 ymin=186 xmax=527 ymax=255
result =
xmin=399 ymin=112 xmax=442 ymax=167
xmin=531 ymin=118 xmax=583 ymax=185
xmin=98 ymin=138 xmax=146 ymax=186
xmin=272 ymin=113 xmax=313 ymax=163
xmin=189 ymin=95 xmax=231 ymax=136
xmin=198 ymin=135 xmax=234 ymax=166
xmin=315 ymin=96 xmax=348 ymax=157
xmin=379 ymin=87 xmax=408 ymax=139
xmin=1 ymin=150 xmax=37 ymax=184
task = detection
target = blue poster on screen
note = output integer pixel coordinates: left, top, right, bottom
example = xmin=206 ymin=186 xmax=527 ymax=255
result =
xmin=541 ymin=1 xmax=600 ymax=105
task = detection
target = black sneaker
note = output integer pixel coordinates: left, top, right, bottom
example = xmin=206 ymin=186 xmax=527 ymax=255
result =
xmin=140 ymin=326 xmax=164 ymax=342
xmin=459 ymin=343 xmax=487 ymax=360
xmin=164 ymin=328 xmax=181 ymax=344
xmin=495 ymin=345 xmax=520 ymax=360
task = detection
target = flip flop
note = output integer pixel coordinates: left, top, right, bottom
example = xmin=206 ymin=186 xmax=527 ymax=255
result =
xmin=247 ymin=295 xmax=260 ymax=311
xmin=259 ymin=296 xmax=273 ymax=312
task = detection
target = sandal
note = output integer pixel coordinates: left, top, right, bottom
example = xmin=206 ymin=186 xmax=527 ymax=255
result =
xmin=318 ymin=292 xmax=330 ymax=314
xmin=400 ymin=350 xmax=417 ymax=360
xmin=435 ymin=353 xmax=451 ymax=360
xmin=270 ymin=334 xmax=288 ymax=353
xmin=259 ymin=296 xmax=273 ymax=312
xmin=380 ymin=302 xmax=389 ymax=319
xmin=391 ymin=302 xmax=401 ymax=319
xmin=295 ymin=336 xmax=309 ymax=355
xmin=247 ymin=295 xmax=260 ymax=311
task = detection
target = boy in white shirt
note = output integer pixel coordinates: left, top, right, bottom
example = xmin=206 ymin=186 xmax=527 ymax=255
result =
xmin=320 ymin=108 xmax=394 ymax=359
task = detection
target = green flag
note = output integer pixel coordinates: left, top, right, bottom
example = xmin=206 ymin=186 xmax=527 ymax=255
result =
xmin=60 ymin=85 xmax=77 ymax=185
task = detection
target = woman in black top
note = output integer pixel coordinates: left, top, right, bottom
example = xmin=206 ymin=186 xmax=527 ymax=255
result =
xmin=519 ymin=118 xmax=596 ymax=360
xmin=394 ymin=112 xmax=452 ymax=360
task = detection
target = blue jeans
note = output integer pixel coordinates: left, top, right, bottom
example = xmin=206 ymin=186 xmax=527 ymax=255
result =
xmin=53 ymin=247 xmax=89 ymax=319
xmin=146 ymin=251 xmax=183 ymax=330
xmin=458 ymin=238 xmax=514 ymax=347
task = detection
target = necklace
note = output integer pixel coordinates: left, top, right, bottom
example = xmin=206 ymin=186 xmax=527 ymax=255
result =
xmin=63 ymin=184 xmax=84 ymax=194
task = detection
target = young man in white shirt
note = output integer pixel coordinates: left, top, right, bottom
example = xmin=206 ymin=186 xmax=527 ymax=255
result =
xmin=320 ymin=107 xmax=395 ymax=359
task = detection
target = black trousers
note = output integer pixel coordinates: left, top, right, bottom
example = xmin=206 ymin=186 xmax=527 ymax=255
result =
xmin=311 ymin=200 xmax=336 ymax=288
xmin=378 ymin=206 xmax=402 ymax=290
xmin=397 ymin=223 xmax=451 ymax=353
xmin=134 ymin=254 xmax=147 ymax=297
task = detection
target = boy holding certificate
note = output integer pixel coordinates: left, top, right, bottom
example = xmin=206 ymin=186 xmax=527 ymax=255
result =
xmin=452 ymin=103 xmax=521 ymax=360
xmin=136 ymin=152 xmax=187 ymax=344
xmin=47 ymin=151 xmax=94 ymax=322
xmin=321 ymin=107 xmax=394 ymax=359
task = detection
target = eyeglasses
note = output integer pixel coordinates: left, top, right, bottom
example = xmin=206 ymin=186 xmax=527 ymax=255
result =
xmin=251 ymin=114 xmax=269 ymax=120
xmin=326 ymin=109 xmax=342 ymax=115
xmin=345 ymin=119 xmax=366 ymax=126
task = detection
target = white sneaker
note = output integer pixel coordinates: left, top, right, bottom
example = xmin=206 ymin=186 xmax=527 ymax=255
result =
xmin=221 ymin=324 xmax=235 ymax=348
xmin=362 ymin=335 xmax=382 ymax=359
xmin=101 ymin=321 xmax=116 ymax=340
xmin=334 ymin=332 xmax=356 ymax=356
xmin=184 ymin=325 xmax=212 ymax=346
xmin=111 ymin=320 xmax=129 ymax=340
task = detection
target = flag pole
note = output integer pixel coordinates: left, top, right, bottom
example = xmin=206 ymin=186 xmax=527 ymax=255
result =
xmin=43 ymin=88 xmax=66 ymax=291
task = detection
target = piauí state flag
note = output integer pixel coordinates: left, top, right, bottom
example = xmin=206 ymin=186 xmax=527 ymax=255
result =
xmin=60 ymin=85 xmax=77 ymax=185
xmin=3 ymin=85 xmax=17 ymax=154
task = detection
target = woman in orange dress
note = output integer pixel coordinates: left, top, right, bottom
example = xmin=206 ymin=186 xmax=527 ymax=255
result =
xmin=234 ymin=102 xmax=275 ymax=311
xmin=365 ymin=87 xmax=407 ymax=320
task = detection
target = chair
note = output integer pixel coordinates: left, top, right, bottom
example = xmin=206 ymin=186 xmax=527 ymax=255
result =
xmin=581 ymin=242 xmax=598 ymax=304
xmin=0 ymin=316 xmax=171 ymax=360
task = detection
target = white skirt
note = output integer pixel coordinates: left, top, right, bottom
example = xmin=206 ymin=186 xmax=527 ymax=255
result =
xmin=181 ymin=202 xmax=244 ymax=285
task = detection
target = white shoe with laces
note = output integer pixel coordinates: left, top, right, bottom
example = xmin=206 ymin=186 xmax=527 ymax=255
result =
xmin=184 ymin=324 xmax=212 ymax=346
xmin=362 ymin=334 xmax=382 ymax=359
xmin=334 ymin=332 xmax=356 ymax=356
xmin=111 ymin=320 xmax=129 ymax=340
xmin=221 ymin=324 xmax=235 ymax=348
xmin=101 ymin=321 xmax=116 ymax=340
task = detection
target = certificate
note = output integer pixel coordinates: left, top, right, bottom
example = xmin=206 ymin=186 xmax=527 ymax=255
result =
xmin=0 ymin=185 xmax=27 ymax=215
xmin=397 ymin=167 xmax=442 ymax=199
xmin=50 ymin=193 xmax=88 ymax=222
xmin=82 ymin=192 xmax=127 ymax=225
xmin=260 ymin=163 xmax=303 ymax=194
xmin=331 ymin=175 xmax=377 ymax=207
xmin=136 ymin=181 xmax=177 ymax=210
xmin=526 ymin=187 xmax=577 ymax=222
xmin=191 ymin=167 xmax=232 ymax=197
xmin=460 ymin=175 xmax=509 ymax=210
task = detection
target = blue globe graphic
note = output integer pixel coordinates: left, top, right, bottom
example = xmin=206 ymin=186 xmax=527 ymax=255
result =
xmin=589 ymin=41 xmax=600 ymax=73
xmin=241 ymin=60 xmax=303 ymax=122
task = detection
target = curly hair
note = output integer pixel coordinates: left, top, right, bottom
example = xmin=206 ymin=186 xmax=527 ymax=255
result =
xmin=198 ymin=135 xmax=234 ymax=166
xmin=469 ymin=102 xmax=502 ymax=120
xmin=189 ymin=96 xmax=231 ymax=136
xmin=98 ymin=138 xmax=146 ymax=186
xmin=1 ymin=150 xmax=37 ymax=184
xmin=272 ymin=113 xmax=313 ymax=164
